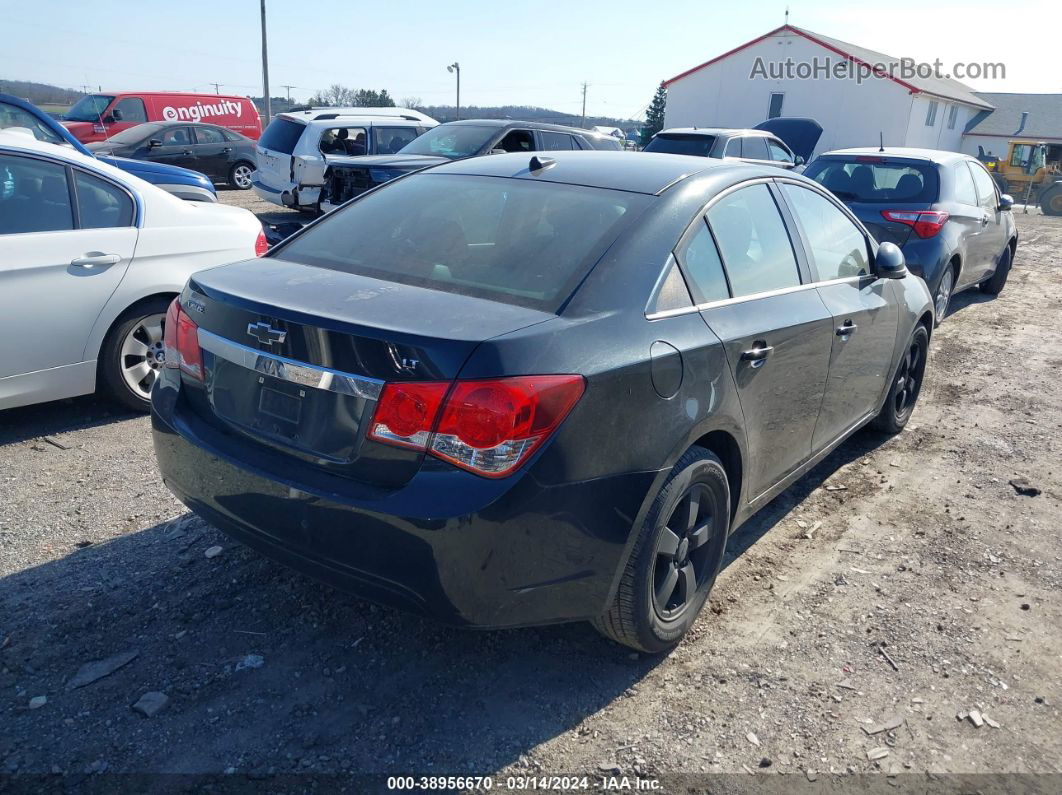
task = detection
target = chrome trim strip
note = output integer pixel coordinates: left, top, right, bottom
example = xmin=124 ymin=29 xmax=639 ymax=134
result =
xmin=646 ymin=275 xmax=865 ymax=320
xmin=196 ymin=328 xmax=383 ymax=400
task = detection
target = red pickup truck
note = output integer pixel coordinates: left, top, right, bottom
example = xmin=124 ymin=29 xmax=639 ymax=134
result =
xmin=62 ymin=92 xmax=261 ymax=143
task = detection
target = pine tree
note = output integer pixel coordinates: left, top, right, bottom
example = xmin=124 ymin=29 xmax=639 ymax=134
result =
xmin=640 ymin=82 xmax=667 ymax=146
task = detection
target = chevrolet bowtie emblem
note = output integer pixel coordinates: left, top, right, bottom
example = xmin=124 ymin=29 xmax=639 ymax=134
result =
xmin=247 ymin=321 xmax=286 ymax=346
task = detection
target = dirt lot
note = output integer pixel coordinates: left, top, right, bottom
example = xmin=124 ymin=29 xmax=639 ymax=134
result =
xmin=1 ymin=204 xmax=1059 ymax=789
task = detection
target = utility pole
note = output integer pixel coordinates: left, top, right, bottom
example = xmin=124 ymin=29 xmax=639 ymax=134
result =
xmin=210 ymin=82 xmax=222 ymax=94
xmin=580 ymin=82 xmax=588 ymax=128
xmin=281 ymin=84 xmax=295 ymax=102
xmin=447 ymin=62 xmax=460 ymax=120
xmin=260 ymin=0 xmax=271 ymax=124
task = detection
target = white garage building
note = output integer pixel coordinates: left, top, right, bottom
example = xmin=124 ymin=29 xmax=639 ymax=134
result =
xmin=663 ymin=24 xmax=993 ymax=157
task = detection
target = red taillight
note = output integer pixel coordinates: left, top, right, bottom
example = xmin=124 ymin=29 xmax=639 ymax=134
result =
xmin=162 ymin=298 xmax=204 ymax=381
xmin=368 ymin=375 xmax=585 ymax=478
xmin=254 ymin=229 xmax=268 ymax=256
xmin=881 ymin=210 xmax=949 ymax=239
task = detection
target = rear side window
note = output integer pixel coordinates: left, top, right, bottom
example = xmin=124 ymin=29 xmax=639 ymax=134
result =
xmin=194 ymin=126 xmax=226 ymax=144
xmin=258 ymin=118 xmax=305 ymax=154
xmin=706 ymin=184 xmax=800 ymax=297
xmin=781 ymin=184 xmax=869 ymax=280
xmin=540 ymin=131 xmax=578 ymax=150
xmin=805 ymin=158 xmax=939 ymax=203
xmin=644 ymin=134 xmax=716 ymax=157
xmin=951 ymin=162 xmax=978 ymax=206
xmin=276 ymin=174 xmax=648 ymax=311
xmin=0 ymin=154 xmax=73 ymax=234
xmin=74 ymin=170 xmax=134 ymax=229
xmin=677 ymin=220 xmax=729 ymax=303
xmin=374 ymin=127 xmax=418 ymax=154
xmin=740 ymin=137 xmax=769 ymax=161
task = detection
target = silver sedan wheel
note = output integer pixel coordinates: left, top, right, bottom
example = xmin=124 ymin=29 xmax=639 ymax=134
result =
xmin=119 ymin=312 xmax=167 ymax=400
xmin=232 ymin=164 xmax=253 ymax=189
xmin=935 ymin=268 xmax=954 ymax=320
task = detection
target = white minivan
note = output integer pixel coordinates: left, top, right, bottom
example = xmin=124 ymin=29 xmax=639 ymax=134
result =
xmin=252 ymin=107 xmax=437 ymax=213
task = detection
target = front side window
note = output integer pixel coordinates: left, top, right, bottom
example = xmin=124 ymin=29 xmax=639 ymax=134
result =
xmin=767 ymin=140 xmax=793 ymax=163
xmin=0 ymin=154 xmax=74 ymax=235
xmin=64 ymin=94 xmax=115 ymax=122
xmin=374 ymin=126 xmax=418 ymax=154
xmin=277 ymin=174 xmax=647 ymax=310
xmin=112 ymin=97 xmax=147 ymax=123
xmin=781 ymin=184 xmax=869 ymax=280
xmin=74 ymin=170 xmax=134 ymax=229
xmin=677 ymin=220 xmax=730 ymax=303
xmin=925 ymin=101 xmax=938 ymax=127
xmin=495 ymin=129 xmax=534 ymax=153
xmin=0 ymin=102 xmax=65 ymax=145
xmin=398 ymin=124 xmax=499 ymax=158
xmin=968 ymin=162 xmax=999 ymax=211
xmin=740 ymin=136 xmax=769 ymax=161
xmin=706 ymin=183 xmax=800 ymax=297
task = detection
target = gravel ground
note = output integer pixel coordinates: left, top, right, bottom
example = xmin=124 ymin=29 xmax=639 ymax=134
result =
xmin=0 ymin=206 xmax=1059 ymax=789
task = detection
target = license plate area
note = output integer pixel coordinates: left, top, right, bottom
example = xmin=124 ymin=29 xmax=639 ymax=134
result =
xmin=258 ymin=384 xmax=302 ymax=425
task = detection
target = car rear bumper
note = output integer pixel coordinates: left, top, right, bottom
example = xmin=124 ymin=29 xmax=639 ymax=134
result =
xmin=151 ymin=388 xmax=655 ymax=629
xmin=251 ymin=174 xmax=294 ymax=206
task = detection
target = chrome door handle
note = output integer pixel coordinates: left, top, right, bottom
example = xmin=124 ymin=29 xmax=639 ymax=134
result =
xmin=71 ymin=253 xmax=121 ymax=268
xmin=740 ymin=344 xmax=773 ymax=367
xmin=836 ymin=321 xmax=858 ymax=336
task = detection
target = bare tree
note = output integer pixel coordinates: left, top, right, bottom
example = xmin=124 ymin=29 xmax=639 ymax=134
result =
xmin=400 ymin=96 xmax=424 ymax=111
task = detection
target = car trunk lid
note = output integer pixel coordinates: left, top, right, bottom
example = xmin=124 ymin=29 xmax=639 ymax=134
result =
xmin=181 ymin=257 xmax=553 ymax=487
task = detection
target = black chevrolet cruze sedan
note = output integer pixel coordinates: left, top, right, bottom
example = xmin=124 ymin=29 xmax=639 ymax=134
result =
xmin=152 ymin=151 xmax=933 ymax=652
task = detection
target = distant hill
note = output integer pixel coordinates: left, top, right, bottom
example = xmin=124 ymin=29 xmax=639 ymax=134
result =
xmin=0 ymin=79 xmax=84 ymax=105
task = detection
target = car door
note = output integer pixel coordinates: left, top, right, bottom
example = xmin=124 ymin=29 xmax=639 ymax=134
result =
xmin=190 ymin=125 xmax=231 ymax=180
xmin=966 ymin=160 xmax=1008 ymax=285
xmin=148 ymin=126 xmax=197 ymax=171
xmin=0 ymin=152 xmax=137 ymax=382
xmin=689 ymin=181 xmax=834 ymax=500
xmin=777 ymin=180 xmax=898 ymax=449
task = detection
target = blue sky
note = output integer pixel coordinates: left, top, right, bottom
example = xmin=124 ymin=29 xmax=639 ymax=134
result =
xmin=3 ymin=0 xmax=1055 ymax=119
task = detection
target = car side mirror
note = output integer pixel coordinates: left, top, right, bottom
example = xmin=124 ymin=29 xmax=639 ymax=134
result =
xmin=873 ymin=241 xmax=907 ymax=279
xmin=794 ymin=155 xmax=805 ymax=166
xmin=148 ymin=139 xmax=162 ymax=148
xmin=102 ymin=114 xmax=115 ymax=124
xmin=998 ymin=194 xmax=1014 ymax=211
xmin=489 ymin=148 xmax=507 ymax=155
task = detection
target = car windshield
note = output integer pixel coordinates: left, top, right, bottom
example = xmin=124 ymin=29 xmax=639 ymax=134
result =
xmin=397 ymin=125 xmax=497 ymax=159
xmin=805 ymin=157 xmax=939 ymax=203
xmin=0 ymin=101 xmax=66 ymax=145
xmin=64 ymin=95 xmax=115 ymax=122
xmin=102 ymin=123 xmax=162 ymax=146
xmin=644 ymin=134 xmax=717 ymax=157
xmin=276 ymin=173 xmax=650 ymax=310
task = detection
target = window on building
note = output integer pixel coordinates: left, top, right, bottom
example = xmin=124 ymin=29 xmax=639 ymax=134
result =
xmin=925 ymin=101 xmax=939 ymax=127
xmin=947 ymin=105 xmax=958 ymax=130
xmin=767 ymin=92 xmax=784 ymax=119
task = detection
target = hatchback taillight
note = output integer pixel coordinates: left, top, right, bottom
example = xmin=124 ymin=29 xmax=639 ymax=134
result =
xmin=881 ymin=209 xmax=949 ymax=239
xmin=254 ymin=228 xmax=268 ymax=257
xmin=368 ymin=375 xmax=585 ymax=478
xmin=162 ymin=299 xmax=204 ymax=381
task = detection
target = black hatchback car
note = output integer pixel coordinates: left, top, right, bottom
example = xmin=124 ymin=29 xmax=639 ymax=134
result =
xmin=321 ymin=119 xmax=623 ymax=209
xmin=804 ymin=148 xmax=1017 ymax=322
xmin=152 ymin=151 xmax=933 ymax=652
xmin=88 ymin=121 xmax=258 ymax=190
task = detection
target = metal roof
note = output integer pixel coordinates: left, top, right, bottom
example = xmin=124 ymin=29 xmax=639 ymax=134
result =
xmin=964 ymin=93 xmax=1062 ymax=140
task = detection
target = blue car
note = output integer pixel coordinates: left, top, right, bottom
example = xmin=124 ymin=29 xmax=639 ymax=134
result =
xmin=0 ymin=93 xmax=217 ymax=202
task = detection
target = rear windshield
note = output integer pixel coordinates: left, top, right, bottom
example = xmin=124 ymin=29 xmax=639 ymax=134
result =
xmin=258 ymin=118 xmax=305 ymax=155
xmin=804 ymin=158 xmax=939 ymax=203
xmin=643 ymin=134 xmax=717 ymax=157
xmin=275 ymin=173 xmax=649 ymax=311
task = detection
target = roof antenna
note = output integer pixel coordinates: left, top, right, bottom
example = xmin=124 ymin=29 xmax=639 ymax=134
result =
xmin=879 ymin=131 xmax=885 ymax=152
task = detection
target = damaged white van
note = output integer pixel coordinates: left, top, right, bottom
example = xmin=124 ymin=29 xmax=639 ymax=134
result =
xmin=251 ymin=107 xmax=437 ymax=213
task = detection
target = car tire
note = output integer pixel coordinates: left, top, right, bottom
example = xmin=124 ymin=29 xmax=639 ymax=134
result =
xmin=871 ymin=324 xmax=929 ymax=435
xmin=593 ymin=446 xmax=730 ymax=653
xmin=933 ymin=265 xmax=955 ymax=326
xmin=99 ymin=297 xmax=172 ymax=413
xmin=980 ymin=246 xmax=1012 ymax=295
xmin=229 ymin=161 xmax=254 ymax=190
xmin=1040 ymin=187 xmax=1062 ymax=217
